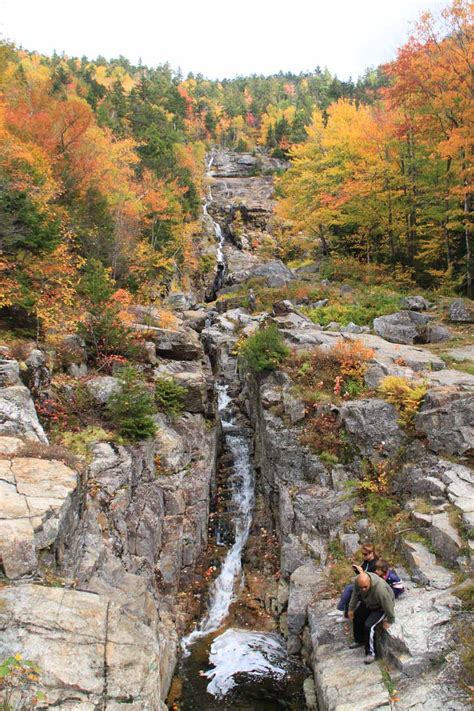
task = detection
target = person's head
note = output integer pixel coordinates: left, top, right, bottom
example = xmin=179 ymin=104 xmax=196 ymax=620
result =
xmin=361 ymin=543 xmax=376 ymax=562
xmin=357 ymin=572 xmax=371 ymax=592
xmin=375 ymin=559 xmax=390 ymax=578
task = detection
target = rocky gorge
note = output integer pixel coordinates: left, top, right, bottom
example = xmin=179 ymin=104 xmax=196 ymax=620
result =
xmin=0 ymin=150 xmax=473 ymax=710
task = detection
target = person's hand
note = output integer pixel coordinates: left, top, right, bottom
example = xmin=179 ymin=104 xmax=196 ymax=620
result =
xmin=348 ymin=610 xmax=354 ymax=620
xmin=383 ymin=621 xmax=391 ymax=630
xmin=352 ymin=564 xmax=363 ymax=574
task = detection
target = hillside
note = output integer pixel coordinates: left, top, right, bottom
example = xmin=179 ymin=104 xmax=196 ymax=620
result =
xmin=0 ymin=1 xmax=473 ymax=709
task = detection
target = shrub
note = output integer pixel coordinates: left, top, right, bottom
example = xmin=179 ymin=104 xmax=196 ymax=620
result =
xmin=155 ymin=376 xmax=186 ymax=418
xmin=378 ymin=376 xmax=428 ymax=427
xmin=0 ymin=655 xmax=45 ymax=709
xmin=284 ymin=339 xmax=374 ymax=403
xmin=106 ymin=366 xmax=156 ymax=442
xmin=303 ymin=287 xmax=403 ymax=326
xmin=239 ymin=325 xmax=289 ymax=373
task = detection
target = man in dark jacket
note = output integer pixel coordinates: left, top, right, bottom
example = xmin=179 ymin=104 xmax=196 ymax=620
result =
xmin=348 ymin=571 xmax=395 ymax=664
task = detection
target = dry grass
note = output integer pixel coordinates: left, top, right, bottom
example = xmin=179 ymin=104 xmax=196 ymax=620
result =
xmin=16 ymin=440 xmax=85 ymax=473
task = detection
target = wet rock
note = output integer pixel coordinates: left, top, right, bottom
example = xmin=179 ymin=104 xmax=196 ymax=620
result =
xmin=415 ymin=390 xmax=474 ymax=456
xmin=373 ymin=310 xmax=431 ymax=344
xmin=449 ymin=298 xmax=474 ymax=323
xmin=339 ymin=398 xmax=405 ymax=457
xmin=401 ymin=295 xmax=431 ymax=311
xmin=86 ymin=375 xmax=121 ymax=405
xmin=0 ymin=385 xmax=47 ymax=442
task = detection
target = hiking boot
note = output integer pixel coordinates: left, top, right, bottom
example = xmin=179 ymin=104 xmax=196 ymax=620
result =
xmin=364 ymin=654 xmax=376 ymax=664
xmin=327 ymin=610 xmax=343 ymax=617
xmin=349 ymin=642 xmax=363 ymax=649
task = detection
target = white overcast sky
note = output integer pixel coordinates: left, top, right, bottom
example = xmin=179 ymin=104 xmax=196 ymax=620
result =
xmin=1 ymin=0 xmax=445 ymax=80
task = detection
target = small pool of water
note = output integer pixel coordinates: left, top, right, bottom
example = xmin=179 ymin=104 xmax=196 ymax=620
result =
xmin=171 ymin=628 xmax=308 ymax=711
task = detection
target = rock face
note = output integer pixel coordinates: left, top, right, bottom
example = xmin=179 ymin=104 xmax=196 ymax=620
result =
xmin=0 ymin=451 xmax=77 ymax=578
xmin=415 ymin=390 xmax=474 ymax=456
xmin=135 ymin=325 xmax=204 ymax=361
xmin=339 ymin=398 xmax=405 ymax=457
xmin=0 ymin=384 xmax=47 ymax=442
xmin=0 ymin=324 xmax=218 ymax=707
xmin=0 ymin=584 xmax=175 ymax=710
xmin=226 ymin=259 xmax=294 ymax=289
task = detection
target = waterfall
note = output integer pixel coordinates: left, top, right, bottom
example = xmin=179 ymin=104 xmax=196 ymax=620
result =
xmin=181 ymin=383 xmax=255 ymax=651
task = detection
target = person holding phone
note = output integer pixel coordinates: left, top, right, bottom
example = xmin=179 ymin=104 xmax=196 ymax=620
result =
xmin=328 ymin=543 xmax=378 ymax=619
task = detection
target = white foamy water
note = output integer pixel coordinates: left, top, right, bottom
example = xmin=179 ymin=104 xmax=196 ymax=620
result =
xmin=182 ymin=384 xmax=255 ymax=652
xmin=203 ymin=189 xmax=225 ymax=268
xmin=205 ymin=629 xmax=288 ymax=697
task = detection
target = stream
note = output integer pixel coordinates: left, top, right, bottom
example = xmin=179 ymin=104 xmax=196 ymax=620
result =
xmin=170 ymin=174 xmax=308 ymax=709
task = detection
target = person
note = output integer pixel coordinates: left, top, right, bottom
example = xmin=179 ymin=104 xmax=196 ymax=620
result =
xmin=328 ymin=543 xmax=378 ymax=619
xmin=374 ymin=559 xmax=405 ymax=598
xmin=348 ymin=571 xmax=395 ymax=664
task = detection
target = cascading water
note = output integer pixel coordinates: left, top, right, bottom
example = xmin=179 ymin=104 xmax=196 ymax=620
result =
xmin=204 ymin=153 xmax=226 ymax=300
xmin=171 ymin=153 xmax=308 ymax=710
xmin=182 ymin=383 xmax=254 ymax=650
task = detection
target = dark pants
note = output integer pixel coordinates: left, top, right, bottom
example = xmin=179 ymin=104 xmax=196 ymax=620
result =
xmin=353 ymin=602 xmax=385 ymax=656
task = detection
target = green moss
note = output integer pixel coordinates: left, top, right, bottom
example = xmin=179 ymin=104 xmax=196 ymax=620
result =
xmin=60 ymin=426 xmax=115 ymax=460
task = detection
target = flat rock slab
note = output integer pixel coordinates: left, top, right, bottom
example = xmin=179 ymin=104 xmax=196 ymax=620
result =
xmin=0 ymin=584 xmax=169 ymax=710
xmin=383 ymin=588 xmax=459 ymax=677
xmin=308 ymin=599 xmax=390 ymax=711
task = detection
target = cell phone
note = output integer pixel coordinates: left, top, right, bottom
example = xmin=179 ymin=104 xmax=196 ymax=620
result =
xmin=352 ymin=564 xmax=359 ymax=573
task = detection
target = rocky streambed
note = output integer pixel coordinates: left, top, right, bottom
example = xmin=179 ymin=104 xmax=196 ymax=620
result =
xmin=0 ymin=149 xmax=472 ymax=710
